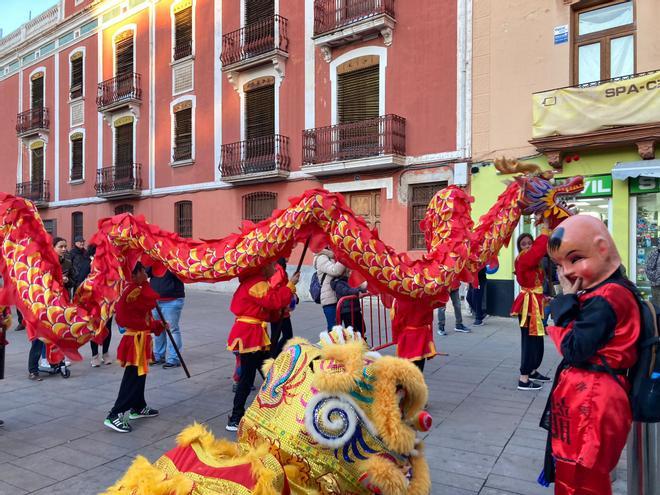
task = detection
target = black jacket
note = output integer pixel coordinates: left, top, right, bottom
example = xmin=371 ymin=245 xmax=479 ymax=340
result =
xmin=148 ymin=269 xmax=185 ymax=299
xmin=69 ymin=246 xmax=91 ymax=287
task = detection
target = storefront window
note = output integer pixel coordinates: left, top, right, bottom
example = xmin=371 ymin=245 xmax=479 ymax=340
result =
xmin=630 ymin=177 xmax=660 ymax=297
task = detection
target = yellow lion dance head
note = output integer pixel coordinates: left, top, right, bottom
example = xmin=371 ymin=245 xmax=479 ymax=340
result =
xmin=104 ymin=328 xmax=432 ymax=495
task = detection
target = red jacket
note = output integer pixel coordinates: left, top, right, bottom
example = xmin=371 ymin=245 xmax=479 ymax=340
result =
xmin=545 ymin=271 xmax=640 ymax=472
xmin=227 ymin=274 xmax=294 ymax=354
xmin=511 ymin=234 xmax=548 ymax=336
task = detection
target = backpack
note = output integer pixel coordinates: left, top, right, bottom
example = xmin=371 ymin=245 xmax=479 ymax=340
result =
xmin=645 ymin=248 xmax=660 ymax=286
xmin=309 ymin=273 xmax=327 ymax=304
xmin=599 ymin=285 xmax=660 ymax=423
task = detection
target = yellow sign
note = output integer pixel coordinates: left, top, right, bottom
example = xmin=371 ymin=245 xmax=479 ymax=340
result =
xmin=532 ymin=71 xmax=660 ymax=138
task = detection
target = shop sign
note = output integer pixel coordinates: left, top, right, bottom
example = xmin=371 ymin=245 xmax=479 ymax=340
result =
xmin=630 ymin=177 xmax=660 ymax=194
xmin=580 ymin=175 xmax=612 ymax=197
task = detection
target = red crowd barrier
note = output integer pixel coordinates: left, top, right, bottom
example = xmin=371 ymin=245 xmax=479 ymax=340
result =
xmin=335 ymin=292 xmax=394 ymax=350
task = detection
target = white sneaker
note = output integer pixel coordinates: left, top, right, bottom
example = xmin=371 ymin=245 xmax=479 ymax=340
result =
xmin=91 ymin=355 xmax=101 ymax=368
xmin=39 ymin=358 xmax=49 ymax=368
xmin=64 ymin=359 xmax=72 ymax=366
xmin=102 ymin=353 xmax=112 ymax=365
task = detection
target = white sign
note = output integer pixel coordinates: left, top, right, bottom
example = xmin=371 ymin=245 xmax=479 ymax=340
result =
xmin=554 ymin=25 xmax=569 ymax=45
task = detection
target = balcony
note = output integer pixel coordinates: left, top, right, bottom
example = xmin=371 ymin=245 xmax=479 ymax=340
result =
xmin=221 ymin=15 xmax=288 ymax=79
xmin=16 ymin=180 xmax=49 ymax=207
xmin=220 ymin=135 xmax=290 ymax=183
xmin=530 ymin=70 xmax=660 ymax=167
xmin=302 ymin=114 xmax=406 ymax=175
xmin=96 ymin=73 xmax=142 ymax=114
xmin=95 ymin=163 xmax=142 ymax=199
xmin=313 ymin=0 xmax=395 ymax=62
xmin=16 ymin=107 xmax=49 ymax=138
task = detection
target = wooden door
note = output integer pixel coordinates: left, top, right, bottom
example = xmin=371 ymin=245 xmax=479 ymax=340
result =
xmin=343 ymin=190 xmax=381 ymax=231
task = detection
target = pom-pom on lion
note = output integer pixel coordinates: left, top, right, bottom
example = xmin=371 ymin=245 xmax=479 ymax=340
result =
xmin=104 ymin=327 xmax=432 ymax=495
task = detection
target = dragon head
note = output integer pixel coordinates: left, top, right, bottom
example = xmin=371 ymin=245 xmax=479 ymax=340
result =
xmin=494 ymin=157 xmax=584 ymax=228
xmin=240 ymin=327 xmax=431 ymax=495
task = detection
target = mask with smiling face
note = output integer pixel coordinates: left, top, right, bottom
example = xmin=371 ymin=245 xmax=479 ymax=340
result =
xmin=548 ymin=215 xmax=621 ymax=290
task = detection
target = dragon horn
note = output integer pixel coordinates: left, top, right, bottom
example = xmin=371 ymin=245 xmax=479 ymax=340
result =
xmin=494 ymin=157 xmax=542 ymax=175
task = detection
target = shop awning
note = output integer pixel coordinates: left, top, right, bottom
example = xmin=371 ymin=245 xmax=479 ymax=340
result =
xmin=612 ymin=159 xmax=660 ymax=180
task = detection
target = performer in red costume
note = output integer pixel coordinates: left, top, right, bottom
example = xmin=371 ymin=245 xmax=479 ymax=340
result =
xmin=391 ymin=298 xmax=437 ymax=372
xmin=105 ymin=263 xmax=166 ymax=433
xmin=226 ymin=261 xmax=299 ymax=432
xmin=510 ymin=221 xmax=552 ymax=390
xmin=539 ymin=215 xmax=640 ymax=495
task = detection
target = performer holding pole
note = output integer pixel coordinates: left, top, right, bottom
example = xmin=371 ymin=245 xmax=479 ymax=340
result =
xmin=104 ymin=263 xmax=166 ymax=433
xmin=226 ymin=261 xmax=300 ymax=432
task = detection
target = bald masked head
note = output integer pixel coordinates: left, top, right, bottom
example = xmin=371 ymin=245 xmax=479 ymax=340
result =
xmin=548 ymin=215 xmax=621 ymax=290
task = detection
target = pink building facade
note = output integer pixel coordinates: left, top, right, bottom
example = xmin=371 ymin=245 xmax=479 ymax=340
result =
xmin=0 ymin=0 xmax=471 ymax=267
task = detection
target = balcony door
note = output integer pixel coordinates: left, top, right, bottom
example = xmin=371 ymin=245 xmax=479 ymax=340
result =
xmin=115 ymin=31 xmax=134 ymax=98
xmin=114 ymin=120 xmax=134 ymax=188
xmin=31 ymin=145 xmax=45 ymax=199
xmin=30 ymin=73 xmax=45 ymax=129
xmin=337 ymin=60 xmax=379 ymax=159
xmin=245 ymin=0 xmax=274 ymax=55
xmin=245 ymin=81 xmax=275 ymax=172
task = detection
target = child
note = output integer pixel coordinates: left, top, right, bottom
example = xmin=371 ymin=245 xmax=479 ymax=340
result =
xmin=104 ymin=263 xmax=165 ymax=433
xmin=330 ymin=272 xmax=366 ymax=334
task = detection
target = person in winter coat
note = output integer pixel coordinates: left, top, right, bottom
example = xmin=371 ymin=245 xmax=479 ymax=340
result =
xmin=645 ymin=244 xmax=660 ymax=306
xmin=331 ymin=272 xmax=367 ymax=334
xmin=148 ymin=269 xmax=186 ymax=369
xmin=313 ymin=248 xmax=346 ymax=330
xmin=69 ymin=235 xmax=91 ymax=290
xmin=87 ymin=245 xmax=114 ymax=367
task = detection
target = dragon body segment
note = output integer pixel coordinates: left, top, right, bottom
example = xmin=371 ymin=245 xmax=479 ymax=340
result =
xmin=0 ymin=163 xmax=582 ymax=355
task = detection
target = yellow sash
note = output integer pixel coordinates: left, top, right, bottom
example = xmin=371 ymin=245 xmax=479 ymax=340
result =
xmin=520 ymin=287 xmax=545 ymax=337
xmin=124 ymin=330 xmax=149 ymax=376
xmin=235 ymin=316 xmax=271 ymax=347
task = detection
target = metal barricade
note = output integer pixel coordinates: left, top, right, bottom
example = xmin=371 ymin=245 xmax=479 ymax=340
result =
xmin=335 ymin=292 xmax=394 ymax=350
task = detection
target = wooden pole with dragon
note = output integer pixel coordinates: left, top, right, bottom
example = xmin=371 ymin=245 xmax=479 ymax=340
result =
xmin=0 ymin=160 xmax=583 ymax=495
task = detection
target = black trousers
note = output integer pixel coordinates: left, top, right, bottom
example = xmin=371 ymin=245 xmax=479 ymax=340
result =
xmin=270 ymin=317 xmax=293 ymax=358
xmin=90 ymin=317 xmax=113 ymax=356
xmin=230 ymin=351 xmax=266 ymax=422
xmin=28 ymin=339 xmax=44 ymax=374
xmin=414 ymin=358 xmax=426 ymax=372
xmin=520 ymin=326 xmax=544 ymax=375
xmin=109 ymin=366 xmax=146 ymax=416
xmin=340 ymin=309 xmax=364 ymax=335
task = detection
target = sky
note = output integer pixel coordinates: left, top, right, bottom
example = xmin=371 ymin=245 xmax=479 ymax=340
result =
xmin=0 ymin=0 xmax=59 ymax=38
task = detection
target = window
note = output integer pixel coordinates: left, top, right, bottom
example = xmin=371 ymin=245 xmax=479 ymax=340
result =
xmin=31 ymin=145 xmax=45 ymax=184
xmin=173 ymin=101 xmax=193 ymax=162
xmin=246 ymin=0 xmax=274 ymax=24
xmin=408 ymin=182 xmax=447 ymax=250
xmin=175 ymin=201 xmax=193 ymax=238
xmin=31 ymin=72 xmax=44 ymax=108
xmin=43 ymin=219 xmax=57 ymax=237
xmin=115 ymin=31 xmax=134 ymax=76
xmin=70 ymin=133 xmax=83 ymax=181
xmin=71 ymin=211 xmax=83 ymax=242
xmin=337 ymin=62 xmax=379 ymax=124
xmin=245 ymin=80 xmax=275 ymax=140
xmin=114 ymin=119 xmax=134 ymax=183
xmin=115 ymin=204 xmax=134 ymax=215
xmin=573 ymin=0 xmax=635 ymax=84
xmin=243 ymin=192 xmax=277 ymax=223
xmin=70 ymin=52 xmax=83 ymax=99
xmin=173 ymin=1 xmax=193 ymax=60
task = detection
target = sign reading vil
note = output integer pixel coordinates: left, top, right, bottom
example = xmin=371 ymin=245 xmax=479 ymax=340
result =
xmin=532 ymin=70 xmax=660 ymax=138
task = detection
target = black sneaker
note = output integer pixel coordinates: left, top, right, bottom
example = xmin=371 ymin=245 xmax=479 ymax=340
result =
xmin=128 ymin=407 xmax=159 ymax=420
xmin=28 ymin=372 xmax=42 ymax=381
xmin=518 ymin=380 xmax=542 ymax=391
xmin=529 ymin=371 xmax=551 ymax=382
xmin=162 ymin=362 xmax=181 ymax=369
xmin=455 ymin=324 xmax=471 ymax=333
xmin=226 ymin=418 xmax=239 ymax=432
xmin=437 ymin=328 xmax=447 ymax=336
xmin=104 ymin=413 xmax=132 ymax=433
xmin=0 ymin=419 xmax=4 ymax=427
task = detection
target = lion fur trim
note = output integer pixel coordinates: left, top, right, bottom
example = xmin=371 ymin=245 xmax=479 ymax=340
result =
xmin=101 ymin=456 xmax=193 ymax=495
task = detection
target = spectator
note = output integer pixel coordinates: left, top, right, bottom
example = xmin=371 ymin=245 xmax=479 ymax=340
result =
xmin=269 ymin=258 xmax=296 ymax=358
xmin=646 ymin=244 xmax=660 ymax=306
xmin=149 ymin=269 xmax=185 ymax=369
xmin=86 ymin=245 xmax=114 ymax=367
xmin=437 ymin=288 xmax=470 ymax=335
xmin=467 ymin=268 xmax=488 ymax=326
xmin=331 ymin=271 xmax=367 ymax=334
xmin=313 ymin=248 xmax=346 ymax=330
xmin=541 ymin=255 xmax=558 ymax=325
xmin=70 ymin=235 xmax=90 ymax=290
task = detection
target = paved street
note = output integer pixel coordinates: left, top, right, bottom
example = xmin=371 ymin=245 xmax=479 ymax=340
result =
xmin=0 ymin=290 xmax=627 ymax=495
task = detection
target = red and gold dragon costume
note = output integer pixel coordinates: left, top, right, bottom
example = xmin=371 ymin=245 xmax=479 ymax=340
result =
xmin=0 ymin=159 xmax=583 ymax=357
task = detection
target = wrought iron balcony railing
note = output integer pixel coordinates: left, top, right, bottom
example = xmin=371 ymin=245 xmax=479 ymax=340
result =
xmin=221 ymin=15 xmax=289 ymax=67
xmin=95 ymin=163 xmax=142 ymax=197
xmin=302 ymin=114 xmax=406 ymax=165
xmin=173 ymin=40 xmax=193 ymax=61
xmin=96 ymin=73 xmax=142 ymax=110
xmin=314 ymin=0 xmax=395 ymax=36
xmin=221 ymin=135 xmax=290 ymax=178
xmin=16 ymin=180 xmax=50 ymax=204
xmin=173 ymin=142 xmax=193 ymax=162
xmin=16 ymin=107 xmax=49 ymax=135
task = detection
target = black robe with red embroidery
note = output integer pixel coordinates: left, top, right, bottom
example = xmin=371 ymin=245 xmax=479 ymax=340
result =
xmin=541 ymin=269 xmax=640 ymax=474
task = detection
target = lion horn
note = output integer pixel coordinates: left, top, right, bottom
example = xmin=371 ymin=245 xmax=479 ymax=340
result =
xmin=493 ymin=157 xmax=542 ymax=175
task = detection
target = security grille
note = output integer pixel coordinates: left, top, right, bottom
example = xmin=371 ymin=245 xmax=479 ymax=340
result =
xmin=408 ymin=182 xmax=447 ymax=250
xmin=70 ymin=134 xmax=83 ymax=180
xmin=71 ymin=211 xmax=83 ymax=242
xmin=175 ymin=200 xmax=193 ymax=238
xmin=243 ymin=192 xmax=277 ymax=223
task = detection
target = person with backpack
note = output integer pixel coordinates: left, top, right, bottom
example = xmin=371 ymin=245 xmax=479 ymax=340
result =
xmin=646 ymin=244 xmax=660 ymax=306
xmin=539 ymin=215 xmax=642 ymax=495
xmin=331 ymin=271 xmax=367 ymax=334
xmin=312 ymin=248 xmax=346 ymax=330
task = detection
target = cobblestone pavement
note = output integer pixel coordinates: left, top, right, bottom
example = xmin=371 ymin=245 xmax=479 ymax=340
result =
xmin=0 ymin=290 xmax=627 ymax=494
